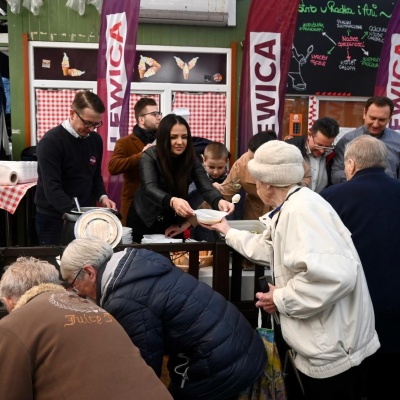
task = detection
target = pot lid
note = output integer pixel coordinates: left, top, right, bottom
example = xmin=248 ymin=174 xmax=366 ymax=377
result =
xmin=74 ymin=209 xmax=122 ymax=248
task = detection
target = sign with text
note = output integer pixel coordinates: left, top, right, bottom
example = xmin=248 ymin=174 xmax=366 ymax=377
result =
xmin=375 ymin=0 xmax=400 ymax=131
xmin=288 ymin=0 xmax=396 ymax=96
xmin=238 ymin=0 xmax=300 ymax=151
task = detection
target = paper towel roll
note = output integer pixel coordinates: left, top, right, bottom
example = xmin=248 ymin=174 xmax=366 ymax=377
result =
xmin=0 ymin=165 xmax=19 ymax=186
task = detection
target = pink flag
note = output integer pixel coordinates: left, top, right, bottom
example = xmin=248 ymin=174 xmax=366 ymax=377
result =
xmin=374 ymin=0 xmax=400 ymax=130
xmin=97 ymin=0 xmax=141 ymax=209
xmin=238 ymin=0 xmax=300 ymax=153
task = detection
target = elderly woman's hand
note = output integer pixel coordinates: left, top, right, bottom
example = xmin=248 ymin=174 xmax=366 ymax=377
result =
xmin=255 ymin=286 xmax=277 ymax=314
xmin=198 ymin=217 xmax=231 ymax=236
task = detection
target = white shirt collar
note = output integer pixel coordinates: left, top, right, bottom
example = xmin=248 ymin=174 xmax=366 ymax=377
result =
xmin=62 ymin=119 xmax=90 ymax=139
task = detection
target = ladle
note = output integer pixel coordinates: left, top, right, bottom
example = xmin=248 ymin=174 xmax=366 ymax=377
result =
xmin=231 ymin=194 xmax=241 ymax=204
xmin=73 ymin=197 xmax=81 ymax=213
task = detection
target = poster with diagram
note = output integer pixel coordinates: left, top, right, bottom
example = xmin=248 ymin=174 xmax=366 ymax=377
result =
xmin=287 ymin=0 xmax=396 ymax=96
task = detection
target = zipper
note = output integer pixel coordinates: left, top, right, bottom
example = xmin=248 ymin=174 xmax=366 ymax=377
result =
xmin=174 ymin=353 xmax=190 ymax=388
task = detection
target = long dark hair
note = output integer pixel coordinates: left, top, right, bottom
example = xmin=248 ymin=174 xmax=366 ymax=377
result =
xmin=156 ymin=114 xmax=196 ymax=198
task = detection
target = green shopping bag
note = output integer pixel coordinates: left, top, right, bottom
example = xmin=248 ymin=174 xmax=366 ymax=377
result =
xmin=238 ymin=310 xmax=287 ymax=400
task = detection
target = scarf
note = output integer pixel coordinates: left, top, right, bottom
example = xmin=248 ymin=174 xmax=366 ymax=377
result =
xmin=134 ymin=124 xmax=157 ymax=144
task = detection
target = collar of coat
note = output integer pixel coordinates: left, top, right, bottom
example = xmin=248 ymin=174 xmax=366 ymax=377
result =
xmin=14 ymin=283 xmax=66 ymax=311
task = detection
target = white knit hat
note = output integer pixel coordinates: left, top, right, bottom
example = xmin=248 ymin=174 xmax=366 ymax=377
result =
xmin=248 ymin=140 xmax=304 ymax=187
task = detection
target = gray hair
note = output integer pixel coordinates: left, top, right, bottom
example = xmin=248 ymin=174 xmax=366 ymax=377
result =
xmin=344 ymin=135 xmax=387 ymax=170
xmin=60 ymin=238 xmax=113 ymax=280
xmin=0 ymin=257 xmax=60 ymax=300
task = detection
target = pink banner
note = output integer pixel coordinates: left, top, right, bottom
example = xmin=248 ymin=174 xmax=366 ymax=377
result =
xmin=374 ymin=0 xmax=400 ymax=130
xmin=238 ymin=0 xmax=300 ymax=153
xmin=97 ymin=0 xmax=141 ymax=208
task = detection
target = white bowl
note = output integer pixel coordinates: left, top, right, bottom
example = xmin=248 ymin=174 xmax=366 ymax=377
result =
xmin=194 ymin=209 xmax=228 ymax=225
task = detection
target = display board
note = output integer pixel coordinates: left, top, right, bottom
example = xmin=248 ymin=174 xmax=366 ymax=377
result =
xmin=29 ymin=42 xmax=231 ymax=147
xmin=32 ymin=47 xmax=227 ymax=85
xmin=287 ymin=0 xmax=396 ymax=96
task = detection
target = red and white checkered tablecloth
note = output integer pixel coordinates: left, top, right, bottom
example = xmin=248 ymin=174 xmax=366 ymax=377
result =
xmin=36 ymin=89 xmax=80 ymax=142
xmin=173 ymin=92 xmax=227 ymax=143
xmin=0 ymin=182 xmax=37 ymax=214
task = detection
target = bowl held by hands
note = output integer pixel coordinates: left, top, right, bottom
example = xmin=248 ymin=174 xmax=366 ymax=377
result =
xmin=194 ymin=209 xmax=228 ymax=225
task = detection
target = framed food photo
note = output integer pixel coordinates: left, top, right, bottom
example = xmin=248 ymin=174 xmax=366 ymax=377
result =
xmin=28 ymin=42 xmax=232 ymax=152
xmin=33 ymin=46 xmax=97 ymax=81
xmin=132 ymin=49 xmax=227 ymax=85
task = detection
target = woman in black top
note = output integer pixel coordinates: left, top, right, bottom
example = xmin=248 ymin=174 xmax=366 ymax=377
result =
xmin=127 ymin=114 xmax=234 ymax=243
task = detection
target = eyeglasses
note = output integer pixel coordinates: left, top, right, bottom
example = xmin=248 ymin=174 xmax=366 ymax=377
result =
xmin=311 ymin=136 xmax=335 ymax=153
xmin=140 ymin=111 xmax=162 ymax=118
xmin=74 ymin=109 xmax=103 ymax=129
xmin=67 ymin=268 xmax=83 ymax=292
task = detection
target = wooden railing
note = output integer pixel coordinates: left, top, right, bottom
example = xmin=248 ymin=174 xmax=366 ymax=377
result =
xmin=0 ymin=241 xmax=266 ymax=327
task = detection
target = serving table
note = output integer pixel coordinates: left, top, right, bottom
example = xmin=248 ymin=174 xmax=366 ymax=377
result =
xmin=0 ymin=181 xmax=37 ymax=246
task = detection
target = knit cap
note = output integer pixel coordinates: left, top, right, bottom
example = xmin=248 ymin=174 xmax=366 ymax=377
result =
xmin=248 ymin=140 xmax=304 ymax=187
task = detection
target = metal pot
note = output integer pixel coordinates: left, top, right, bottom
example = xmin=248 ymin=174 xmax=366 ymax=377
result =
xmin=61 ymin=212 xmax=80 ymax=246
xmin=61 ymin=208 xmax=121 ymax=246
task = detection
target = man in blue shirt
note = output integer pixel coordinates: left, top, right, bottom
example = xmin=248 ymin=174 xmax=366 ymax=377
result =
xmin=331 ymin=96 xmax=400 ymax=184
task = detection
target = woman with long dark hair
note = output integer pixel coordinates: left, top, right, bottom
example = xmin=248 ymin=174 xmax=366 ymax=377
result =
xmin=126 ymin=114 xmax=234 ymax=243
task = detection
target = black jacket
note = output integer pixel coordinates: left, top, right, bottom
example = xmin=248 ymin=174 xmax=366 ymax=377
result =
xmin=98 ymin=248 xmax=266 ymax=400
xmin=320 ymin=168 xmax=400 ymax=354
xmin=132 ymin=146 xmax=223 ymax=227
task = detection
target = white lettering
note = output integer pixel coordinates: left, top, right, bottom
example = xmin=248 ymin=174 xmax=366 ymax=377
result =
xmin=105 ymin=13 xmax=128 ymax=151
xmin=250 ymin=32 xmax=281 ymax=135
xmin=387 ymin=33 xmax=400 ymax=131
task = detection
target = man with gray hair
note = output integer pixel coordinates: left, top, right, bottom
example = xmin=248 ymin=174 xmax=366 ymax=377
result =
xmin=320 ymin=135 xmax=400 ymax=400
xmin=0 ymin=256 xmax=172 ymax=400
xmin=60 ymin=238 xmax=266 ymax=400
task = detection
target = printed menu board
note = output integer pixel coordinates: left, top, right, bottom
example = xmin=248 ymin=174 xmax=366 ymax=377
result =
xmin=287 ymin=0 xmax=396 ymax=97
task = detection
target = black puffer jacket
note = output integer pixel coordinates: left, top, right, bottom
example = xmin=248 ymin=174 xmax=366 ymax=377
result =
xmin=98 ymin=248 xmax=266 ymax=400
